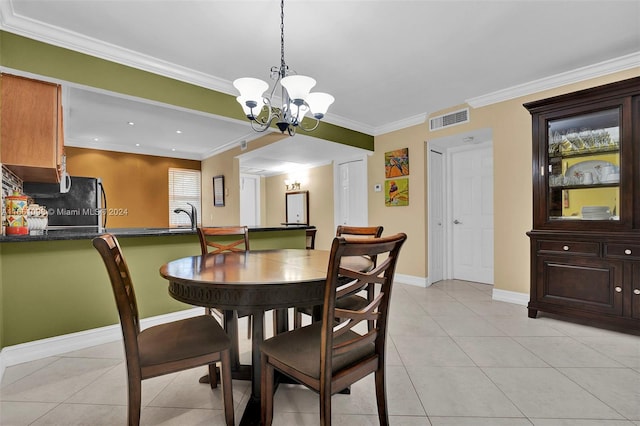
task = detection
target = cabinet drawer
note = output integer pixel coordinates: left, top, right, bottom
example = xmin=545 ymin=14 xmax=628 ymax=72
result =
xmin=537 ymin=240 xmax=600 ymax=256
xmin=604 ymin=244 xmax=640 ymax=260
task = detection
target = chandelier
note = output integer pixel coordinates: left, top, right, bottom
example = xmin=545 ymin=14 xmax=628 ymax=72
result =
xmin=233 ymin=0 xmax=334 ymax=136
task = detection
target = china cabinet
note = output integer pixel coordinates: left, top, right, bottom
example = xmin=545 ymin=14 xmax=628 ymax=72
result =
xmin=1 ymin=73 xmax=64 ymax=182
xmin=525 ymin=76 xmax=640 ymax=330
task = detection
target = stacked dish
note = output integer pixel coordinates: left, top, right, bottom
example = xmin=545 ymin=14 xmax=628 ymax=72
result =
xmin=581 ymin=206 xmax=611 ymax=220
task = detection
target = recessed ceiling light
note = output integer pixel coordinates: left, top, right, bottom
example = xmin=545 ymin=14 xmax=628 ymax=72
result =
xmin=171 ymin=148 xmax=176 ymax=151
xmin=127 ymin=121 xmax=135 ymax=126
xmin=135 ymin=143 xmax=140 ymax=147
xmin=176 ymin=130 xmax=182 ymax=134
xmin=93 ymin=137 xmax=99 ymax=142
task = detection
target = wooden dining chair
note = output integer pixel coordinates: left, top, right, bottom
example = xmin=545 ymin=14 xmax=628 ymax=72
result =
xmin=306 ymin=228 xmax=317 ymax=249
xmin=197 ymin=226 xmax=253 ymax=354
xmin=93 ymin=234 xmax=234 ymax=426
xmin=293 ymin=225 xmax=384 ymax=328
xmin=260 ymin=232 xmax=407 ymax=425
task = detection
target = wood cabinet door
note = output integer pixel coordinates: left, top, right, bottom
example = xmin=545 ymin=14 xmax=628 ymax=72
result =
xmin=631 ymin=263 xmax=640 ymax=320
xmin=1 ymin=73 xmax=61 ymax=182
xmin=536 ymin=255 xmax=623 ymax=316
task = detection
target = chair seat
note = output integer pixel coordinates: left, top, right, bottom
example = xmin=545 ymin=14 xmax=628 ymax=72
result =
xmin=260 ymin=322 xmax=375 ymax=379
xmin=139 ymin=315 xmax=231 ymax=370
xmin=297 ymin=294 xmax=369 ymax=317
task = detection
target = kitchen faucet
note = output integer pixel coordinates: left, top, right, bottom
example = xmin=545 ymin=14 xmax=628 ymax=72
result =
xmin=173 ymin=202 xmax=198 ymax=230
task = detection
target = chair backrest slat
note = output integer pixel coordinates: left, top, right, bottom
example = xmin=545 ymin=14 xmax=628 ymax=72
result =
xmin=93 ymin=234 xmax=141 ymax=361
xmin=198 ymin=226 xmax=250 ymax=255
xmin=320 ymin=233 xmax=406 ymax=382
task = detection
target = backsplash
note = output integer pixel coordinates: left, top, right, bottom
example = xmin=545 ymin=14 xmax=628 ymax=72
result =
xmin=2 ymin=165 xmax=24 ymax=234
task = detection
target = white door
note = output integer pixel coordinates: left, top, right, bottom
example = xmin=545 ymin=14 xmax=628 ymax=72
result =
xmin=451 ymin=145 xmax=494 ymax=284
xmin=240 ymin=174 xmax=260 ymax=226
xmin=335 ymin=158 xmax=367 ymax=227
xmin=429 ymin=149 xmax=445 ymax=284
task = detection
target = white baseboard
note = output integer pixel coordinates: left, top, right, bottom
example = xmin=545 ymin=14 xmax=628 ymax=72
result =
xmin=0 ymin=307 xmax=201 ymax=383
xmin=395 ymin=273 xmax=428 ymax=288
xmin=492 ymin=288 xmax=529 ymax=306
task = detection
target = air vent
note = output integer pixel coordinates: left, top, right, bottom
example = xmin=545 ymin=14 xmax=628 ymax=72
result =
xmin=429 ymin=108 xmax=469 ymax=131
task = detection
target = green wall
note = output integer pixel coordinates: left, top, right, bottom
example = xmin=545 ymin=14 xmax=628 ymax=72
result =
xmin=0 ymin=31 xmax=374 ymax=151
xmin=0 ymin=229 xmax=306 ymax=348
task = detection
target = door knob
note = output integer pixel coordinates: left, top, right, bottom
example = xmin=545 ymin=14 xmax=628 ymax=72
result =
xmin=453 ymin=219 xmax=462 ymax=224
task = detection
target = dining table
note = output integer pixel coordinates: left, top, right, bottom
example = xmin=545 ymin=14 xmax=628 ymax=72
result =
xmin=159 ymin=248 xmax=372 ymax=426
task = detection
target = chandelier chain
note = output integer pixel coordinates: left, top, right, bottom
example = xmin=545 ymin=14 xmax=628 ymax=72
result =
xmin=280 ymin=0 xmax=285 ymax=77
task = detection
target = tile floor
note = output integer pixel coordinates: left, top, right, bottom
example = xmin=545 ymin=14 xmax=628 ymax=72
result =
xmin=1 ymin=280 xmax=639 ymax=425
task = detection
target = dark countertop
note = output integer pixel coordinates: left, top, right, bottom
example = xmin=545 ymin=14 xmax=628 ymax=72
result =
xmin=0 ymin=225 xmax=314 ymax=243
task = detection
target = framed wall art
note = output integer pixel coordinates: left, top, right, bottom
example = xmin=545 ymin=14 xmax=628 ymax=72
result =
xmin=384 ymin=148 xmax=409 ymax=178
xmin=213 ymin=175 xmax=225 ymax=207
xmin=385 ymin=178 xmax=409 ymax=206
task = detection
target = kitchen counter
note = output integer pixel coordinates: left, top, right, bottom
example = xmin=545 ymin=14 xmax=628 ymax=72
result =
xmin=0 ymin=224 xmax=312 ymax=349
xmin=0 ymin=224 xmax=314 ymax=243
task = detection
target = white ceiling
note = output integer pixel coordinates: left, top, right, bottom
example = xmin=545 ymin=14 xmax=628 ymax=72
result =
xmin=1 ymin=0 xmax=639 ymax=175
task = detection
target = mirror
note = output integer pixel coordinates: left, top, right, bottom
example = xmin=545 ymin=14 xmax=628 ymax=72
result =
xmin=285 ymin=191 xmax=309 ymax=225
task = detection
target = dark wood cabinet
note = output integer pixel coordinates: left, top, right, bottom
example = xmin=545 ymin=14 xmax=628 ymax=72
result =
xmin=525 ymin=77 xmax=640 ymax=331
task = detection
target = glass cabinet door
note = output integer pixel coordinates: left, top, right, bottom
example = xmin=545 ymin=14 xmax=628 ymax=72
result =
xmin=546 ymin=108 xmax=620 ymax=222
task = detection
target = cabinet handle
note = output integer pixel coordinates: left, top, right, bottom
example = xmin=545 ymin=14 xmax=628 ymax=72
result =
xmin=615 ymin=286 xmax=622 ymax=293
xmin=624 ymin=249 xmax=632 ymax=255
xmin=634 ymin=289 xmax=640 ymax=295
xmin=563 ymin=245 xmax=570 ymax=251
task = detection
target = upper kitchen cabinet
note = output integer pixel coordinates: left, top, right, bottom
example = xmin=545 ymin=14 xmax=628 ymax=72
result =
xmin=525 ymin=76 xmax=640 ymax=330
xmin=1 ymin=73 xmax=65 ymax=182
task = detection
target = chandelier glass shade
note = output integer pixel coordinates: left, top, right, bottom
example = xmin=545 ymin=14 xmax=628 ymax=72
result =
xmin=233 ymin=0 xmax=334 ymax=136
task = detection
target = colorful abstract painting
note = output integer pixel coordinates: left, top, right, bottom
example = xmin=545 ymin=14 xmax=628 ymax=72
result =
xmin=384 ymin=148 xmax=409 ymax=178
xmin=385 ymin=178 xmax=409 ymax=206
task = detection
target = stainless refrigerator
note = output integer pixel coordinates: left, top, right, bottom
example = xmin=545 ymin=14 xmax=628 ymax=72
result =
xmin=23 ymin=176 xmax=107 ymax=230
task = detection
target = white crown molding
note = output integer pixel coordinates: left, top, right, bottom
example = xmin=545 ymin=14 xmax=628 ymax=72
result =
xmin=0 ymin=1 xmax=234 ymax=94
xmin=467 ymin=52 xmax=640 ymax=108
xmin=372 ymin=113 xmax=428 ymax=136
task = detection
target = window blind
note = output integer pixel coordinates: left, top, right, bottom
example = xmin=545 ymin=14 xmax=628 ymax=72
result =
xmin=168 ymin=168 xmax=201 ymax=227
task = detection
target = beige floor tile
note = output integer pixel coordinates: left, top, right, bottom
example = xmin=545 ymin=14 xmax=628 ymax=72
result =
xmin=0 ymin=357 xmax=59 ymax=387
xmin=429 ymin=417 xmax=532 ymax=425
xmin=453 ymin=336 xmax=548 ymax=367
xmin=484 ymin=367 xmax=624 ymax=419
xmin=431 ymin=315 xmax=506 ymax=337
xmin=515 ymin=337 xmax=625 ymax=367
xmin=576 ymin=334 xmax=640 ymax=369
xmin=531 ymin=420 xmax=636 ymax=425
xmin=0 ymin=357 xmax=120 ymax=403
xmin=61 ymin=340 xmax=125 ymax=359
xmin=559 ymin=367 xmax=640 ymax=420
xmin=64 ymin=361 xmax=175 ymax=406
xmin=30 ymin=403 xmax=126 ymax=425
xmin=407 ymin=365 xmax=522 ymax=417
xmin=140 ymin=406 xmax=230 ymax=426
xmin=0 ymin=401 xmax=58 ymax=425
xmin=484 ymin=315 xmax=566 ymax=337
xmin=388 ymin=314 xmax=448 ymax=337
xmin=393 ymin=336 xmax=474 ymax=367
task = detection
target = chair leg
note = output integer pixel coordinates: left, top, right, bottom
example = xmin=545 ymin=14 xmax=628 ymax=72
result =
xmin=220 ymin=350 xmax=235 ymax=426
xmin=208 ymin=363 xmax=218 ymax=389
xmin=319 ymin=386 xmax=332 ymax=426
xmin=261 ymin=353 xmax=274 ymax=426
xmin=127 ymin=375 xmax=142 ymax=426
xmin=374 ymin=368 xmax=389 ymax=426
xmin=293 ymin=308 xmax=302 ymax=329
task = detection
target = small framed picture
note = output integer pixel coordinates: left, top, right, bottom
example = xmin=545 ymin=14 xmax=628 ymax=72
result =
xmin=213 ymin=175 xmax=225 ymax=207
